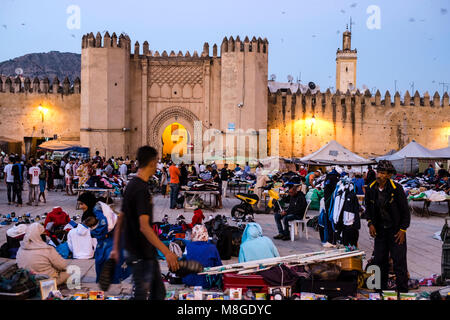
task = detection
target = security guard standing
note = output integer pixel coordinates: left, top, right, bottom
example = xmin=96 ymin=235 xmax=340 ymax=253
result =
xmin=366 ymin=160 xmax=410 ymax=292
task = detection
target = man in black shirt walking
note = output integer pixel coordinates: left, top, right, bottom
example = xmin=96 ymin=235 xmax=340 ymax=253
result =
xmin=366 ymin=160 xmax=410 ymax=293
xmin=220 ymin=163 xmax=230 ymax=198
xmin=110 ymin=146 xmax=179 ymax=300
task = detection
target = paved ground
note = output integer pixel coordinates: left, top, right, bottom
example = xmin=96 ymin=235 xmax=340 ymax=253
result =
xmin=0 ymin=183 xmax=448 ymax=297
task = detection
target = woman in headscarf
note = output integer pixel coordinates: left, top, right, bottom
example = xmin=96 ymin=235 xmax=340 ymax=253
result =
xmin=16 ymin=223 xmax=69 ymax=286
xmin=182 ymin=224 xmax=222 ymax=288
xmin=238 ymin=222 xmax=280 ymax=263
xmin=77 ymin=192 xmax=130 ymax=283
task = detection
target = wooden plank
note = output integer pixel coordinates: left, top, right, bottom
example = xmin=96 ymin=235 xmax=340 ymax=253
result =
xmin=200 ymin=249 xmax=365 ymax=275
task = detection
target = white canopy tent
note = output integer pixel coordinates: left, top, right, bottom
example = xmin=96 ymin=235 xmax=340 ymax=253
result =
xmin=300 ymin=140 xmax=375 ymax=166
xmin=375 ymin=140 xmax=438 ymax=161
xmin=429 ymin=146 xmax=450 ymax=159
xmin=375 ymin=140 xmax=450 ymax=174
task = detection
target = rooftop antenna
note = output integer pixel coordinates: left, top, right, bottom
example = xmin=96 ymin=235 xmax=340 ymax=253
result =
xmin=350 ymin=17 xmax=352 ymax=33
xmin=439 ymin=81 xmax=450 ymax=96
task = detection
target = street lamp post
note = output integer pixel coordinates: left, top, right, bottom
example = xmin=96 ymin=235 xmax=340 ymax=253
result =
xmin=237 ymin=103 xmax=244 ymax=164
xmin=38 ymin=104 xmax=48 ymax=135
xmin=310 ymin=115 xmax=316 ymax=134
xmin=38 ymin=104 xmax=48 ymax=122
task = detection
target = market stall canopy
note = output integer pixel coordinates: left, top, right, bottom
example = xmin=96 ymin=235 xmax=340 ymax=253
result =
xmin=375 ymin=140 xmax=445 ymax=161
xmin=300 ymin=140 xmax=376 ymax=166
xmin=0 ymin=136 xmax=21 ymax=143
xmin=37 ymin=140 xmax=89 ymax=153
xmin=429 ymin=146 xmax=450 ymax=159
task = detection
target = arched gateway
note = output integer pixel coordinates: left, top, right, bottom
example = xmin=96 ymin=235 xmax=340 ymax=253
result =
xmin=148 ymin=107 xmax=200 ymax=158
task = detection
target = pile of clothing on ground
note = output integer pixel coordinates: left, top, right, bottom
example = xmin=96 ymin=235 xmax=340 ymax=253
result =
xmin=393 ymin=174 xmax=449 ymax=199
xmin=0 ymin=207 xmax=80 ymax=259
xmin=407 ymin=188 xmax=449 ymax=202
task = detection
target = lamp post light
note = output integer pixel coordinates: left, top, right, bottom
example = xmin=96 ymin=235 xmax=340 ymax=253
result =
xmin=38 ymin=104 xmax=48 ymax=122
xmin=310 ymin=115 xmax=316 ymax=134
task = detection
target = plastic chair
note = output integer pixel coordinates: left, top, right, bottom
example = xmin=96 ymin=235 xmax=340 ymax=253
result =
xmin=289 ymin=200 xmax=312 ymax=241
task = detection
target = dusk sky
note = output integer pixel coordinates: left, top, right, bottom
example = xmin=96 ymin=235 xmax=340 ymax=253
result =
xmin=1 ymin=0 xmax=449 ymax=95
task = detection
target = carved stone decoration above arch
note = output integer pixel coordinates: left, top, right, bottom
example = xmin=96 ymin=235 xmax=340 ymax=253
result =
xmin=149 ymin=83 xmax=160 ymax=98
xmin=182 ymin=84 xmax=192 ymax=98
xmin=193 ymin=83 xmax=202 ymax=99
xmin=148 ymin=106 xmax=201 ymax=153
xmin=161 ymin=83 xmax=171 ymax=98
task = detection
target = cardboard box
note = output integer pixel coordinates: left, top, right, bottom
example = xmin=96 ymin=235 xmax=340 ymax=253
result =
xmin=255 ymin=293 xmax=267 ymax=300
xmin=74 ymin=293 xmax=88 ymax=300
xmin=400 ymin=293 xmax=417 ymax=300
xmin=300 ymin=292 xmax=316 ymax=300
xmin=382 ymin=291 xmax=398 ymax=300
xmin=268 ymin=286 xmax=291 ymax=298
xmin=88 ymin=291 xmax=105 ymax=300
xmin=230 ymin=288 xmax=242 ymax=300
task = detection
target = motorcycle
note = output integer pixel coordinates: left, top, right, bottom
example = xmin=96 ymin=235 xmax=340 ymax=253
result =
xmin=231 ymin=182 xmax=280 ymax=221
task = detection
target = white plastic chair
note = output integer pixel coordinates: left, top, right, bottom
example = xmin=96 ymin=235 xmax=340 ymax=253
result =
xmin=289 ymin=200 xmax=312 ymax=241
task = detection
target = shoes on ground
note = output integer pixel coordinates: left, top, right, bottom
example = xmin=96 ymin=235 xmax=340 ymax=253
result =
xmin=322 ymin=242 xmax=336 ymax=248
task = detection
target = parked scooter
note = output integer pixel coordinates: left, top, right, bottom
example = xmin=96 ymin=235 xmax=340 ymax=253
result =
xmin=231 ymin=182 xmax=278 ymax=221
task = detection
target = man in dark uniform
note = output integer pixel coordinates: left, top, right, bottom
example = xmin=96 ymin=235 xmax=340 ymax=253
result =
xmin=366 ymin=160 xmax=410 ymax=292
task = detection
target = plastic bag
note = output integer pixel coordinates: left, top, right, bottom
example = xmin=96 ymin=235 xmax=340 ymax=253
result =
xmin=99 ymin=202 xmax=118 ymax=233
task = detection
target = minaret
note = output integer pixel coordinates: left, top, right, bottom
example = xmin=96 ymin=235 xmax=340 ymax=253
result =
xmin=336 ymin=24 xmax=357 ymax=92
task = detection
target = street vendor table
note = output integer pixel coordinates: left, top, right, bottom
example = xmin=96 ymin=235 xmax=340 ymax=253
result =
xmin=408 ymin=198 xmax=450 ymax=217
xmin=181 ymin=190 xmax=220 ymax=212
xmin=227 ymin=181 xmax=251 ymax=196
xmin=74 ymin=188 xmax=114 ymax=209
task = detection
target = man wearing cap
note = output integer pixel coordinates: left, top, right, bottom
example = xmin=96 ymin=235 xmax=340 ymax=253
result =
xmin=366 ymin=160 xmax=410 ymax=292
xmin=273 ymin=185 xmax=308 ymax=241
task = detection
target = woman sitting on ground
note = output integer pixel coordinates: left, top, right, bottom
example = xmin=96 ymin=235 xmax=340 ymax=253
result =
xmin=182 ymin=224 xmax=222 ymax=288
xmin=16 ymin=223 xmax=69 ymax=286
xmin=78 ymin=192 xmax=130 ymax=283
xmin=238 ymin=222 xmax=280 ymax=263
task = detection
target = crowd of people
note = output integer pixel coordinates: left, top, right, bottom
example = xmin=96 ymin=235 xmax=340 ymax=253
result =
xmin=1 ymin=147 xmax=449 ymax=299
xmin=156 ymin=160 xmax=259 ymax=210
xmin=1 ymin=151 xmax=138 ymax=206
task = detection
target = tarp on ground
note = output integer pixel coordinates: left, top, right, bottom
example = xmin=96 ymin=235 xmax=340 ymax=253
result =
xmin=299 ymin=140 xmax=376 ymax=166
xmin=375 ymin=140 xmax=446 ymax=161
xmin=37 ymin=140 xmax=89 ymax=153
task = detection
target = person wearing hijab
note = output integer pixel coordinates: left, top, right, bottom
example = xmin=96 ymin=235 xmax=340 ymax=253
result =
xmin=16 ymin=223 xmax=69 ymax=286
xmin=239 ymin=223 xmax=280 ymax=263
xmin=78 ymin=192 xmax=97 ymax=222
xmin=182 ymin=225 xmax=222 ymax=288
xmin=78 ymin=192 xmax=130 ymax=283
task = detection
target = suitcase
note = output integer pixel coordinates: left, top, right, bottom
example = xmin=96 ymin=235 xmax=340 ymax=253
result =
xmin=297 ymin=278 xmax=358 ymax=299
xmin=223 ymin=273 xmax=270 ymax=294
xmin=336 ymin=257 xmax=363 ymax=272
